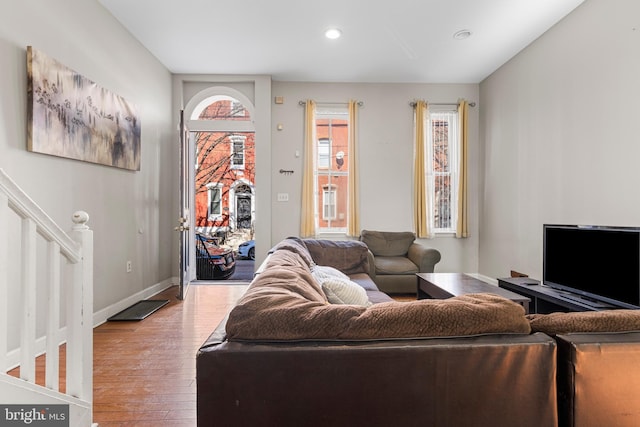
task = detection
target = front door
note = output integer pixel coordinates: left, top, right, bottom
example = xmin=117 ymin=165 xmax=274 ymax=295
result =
xmin=236 ymin=194 xmax=252 ymax=229
xmin=177 ymin=111 xmax=196 ymax=299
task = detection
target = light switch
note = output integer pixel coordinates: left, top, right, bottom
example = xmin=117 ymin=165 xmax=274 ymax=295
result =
xmin=277 ymin=193 xmax=289 ymax=202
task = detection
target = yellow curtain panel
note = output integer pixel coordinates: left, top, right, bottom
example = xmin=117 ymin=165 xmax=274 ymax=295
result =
xmin=413 ymin=100 xmax=431 ymax=238
xmin=347 ymin=100 xmax=360 ymax=237
xmin=300 ymin=100 xmax=316 ymax=237
xmin=456 ymin=100 xmax=469 ymax=238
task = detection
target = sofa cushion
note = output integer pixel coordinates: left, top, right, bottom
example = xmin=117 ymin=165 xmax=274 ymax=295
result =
xmin=374 ymin=256 xmax=419 ymax=275
xmin=527 ymin=310 xmax=640 ymax=335
xmin=348 ymin=273 xmax=379 ymax=292
xmin=226 ymin=286 xmax=531 ymax=341
xmin=303 ymin=239 xmax=370 ymax=275
xmin=360 ymin=230 xmax=415 ymax=257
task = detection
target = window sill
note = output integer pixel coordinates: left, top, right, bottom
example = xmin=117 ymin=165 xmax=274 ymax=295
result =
xmin=315 ymin=230 xmax=348 ymax=239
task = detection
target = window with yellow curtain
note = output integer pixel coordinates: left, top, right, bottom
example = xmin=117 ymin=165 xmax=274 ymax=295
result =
xmin=427 ymin=106 xmax=460 ymax=233
xmin=314 ymin=105 xmax=349 ymax=233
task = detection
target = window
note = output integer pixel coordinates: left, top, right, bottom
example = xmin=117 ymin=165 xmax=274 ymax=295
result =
xmin=207 ymin=184 xmax=222 ymax=218
xmin=322 ymin=186 xmax=337 ymax=220
xmin=230 ymin=135 xmax=245 ymax=169
xmin=231 ymin=101 xmax=246 ymax=117
xmin=318 ymin=138 xmax=330 ymax=169
xmin=427 ymin=108 xmax=459 ymax=232
xmin=315 ymin=106 xmax=349 ymax=232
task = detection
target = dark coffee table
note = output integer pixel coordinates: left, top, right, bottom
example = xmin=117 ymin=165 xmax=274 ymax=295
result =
xmin=417 ymin=273 xmax=530 ymax=314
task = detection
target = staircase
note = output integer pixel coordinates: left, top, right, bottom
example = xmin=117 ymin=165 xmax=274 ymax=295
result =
xmin=0 ymin=169 xmax=94 ymax=426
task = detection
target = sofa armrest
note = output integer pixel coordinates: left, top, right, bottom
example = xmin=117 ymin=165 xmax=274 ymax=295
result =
xmin=366 ymin=249 xmax=376 ymax=280
xmin=556 ymin=332 xmax=640 ymax=427
xmin=407 ymin=243 xmax=441 ymax=272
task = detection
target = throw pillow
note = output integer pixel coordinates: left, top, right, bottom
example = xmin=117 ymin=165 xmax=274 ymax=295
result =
xmin=311 ymin=265 xmax=350 ymax=281
xmin=320 ymin=277 xmax=372 ymax=307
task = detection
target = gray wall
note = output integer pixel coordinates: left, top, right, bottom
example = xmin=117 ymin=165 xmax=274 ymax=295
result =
xmin=271 ymin=82 xmax=480 ymax=273
xmin=0 ymin=0 xmax=175 ymax=318
xmin=479 ymin=0 xmax=640 ymax=280
xmin=3 ymin=0 xmax=625 ymax=321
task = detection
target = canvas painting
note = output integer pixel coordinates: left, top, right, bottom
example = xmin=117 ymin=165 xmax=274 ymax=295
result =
xmin=27 ymin=46 xmax=141 ymax=171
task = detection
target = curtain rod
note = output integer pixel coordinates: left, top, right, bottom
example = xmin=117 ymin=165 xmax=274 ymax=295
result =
xmin=409 ymin=101 xmax=476 ymax=107
xmin=298 ymin=101 xmax=364 ymax=106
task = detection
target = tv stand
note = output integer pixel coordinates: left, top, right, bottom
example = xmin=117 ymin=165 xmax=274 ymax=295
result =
xmin=498 ymin=277 xmax=619 ymax=313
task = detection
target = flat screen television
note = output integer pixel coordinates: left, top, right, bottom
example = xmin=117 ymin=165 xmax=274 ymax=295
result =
xmin=543 ymin=224 xmax=640 ymax=309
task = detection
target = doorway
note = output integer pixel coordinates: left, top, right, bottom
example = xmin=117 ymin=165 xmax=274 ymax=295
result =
xmin=183 ymin=88 xmax=256 ymax=290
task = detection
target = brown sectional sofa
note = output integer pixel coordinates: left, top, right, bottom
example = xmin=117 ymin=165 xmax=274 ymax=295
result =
xmin=197 ymin=237 xmax=640 ymax=426
xmin=555 ymin=332 xmax=640 ymax=427
xmin=197 ymin=238 xmax=558 ymax=427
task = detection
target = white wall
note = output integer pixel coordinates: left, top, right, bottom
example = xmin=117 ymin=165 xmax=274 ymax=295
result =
xmin=479 ymin=0 xmax=640 ymax=280
xmin=271 ymin=82 xmax=480 ymax=273
xmin=0 ymin=0 xmax=175 ymax=317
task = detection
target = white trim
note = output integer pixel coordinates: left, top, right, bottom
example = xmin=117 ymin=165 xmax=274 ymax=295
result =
xmin=185 ymin=86 xmax=256 ymax=125
xmin=173 ymin=74 xmax=271 ymax=268
xmin=206 ymin=183 xmax=223 ymax=219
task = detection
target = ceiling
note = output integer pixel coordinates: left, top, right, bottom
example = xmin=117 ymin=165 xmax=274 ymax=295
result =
xmin=98 ymin=0 xmax=585 ymax=84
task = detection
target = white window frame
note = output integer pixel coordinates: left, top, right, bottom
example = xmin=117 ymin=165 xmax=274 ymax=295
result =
xmin=426 ymin=107 xmax=460 ymax=234
xmin=318 ymin=138 xmax=330 ymax=169
xmin=206 ymin=183 xmax=223 ymax=220
xmin=322 ymin=186 xmax=337 ymax=220
xmin=230 ymin=134 xmax=246 ymax=169
xmin=314 ymin=105 xmax=349 ymax=234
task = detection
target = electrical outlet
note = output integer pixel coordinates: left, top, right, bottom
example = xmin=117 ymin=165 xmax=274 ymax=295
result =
xmin=126 ymin=261 xmax=132 ymax=273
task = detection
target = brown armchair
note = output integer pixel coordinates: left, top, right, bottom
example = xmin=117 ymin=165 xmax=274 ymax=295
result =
xmin=360 ymin=230 xmax=441 ymax=294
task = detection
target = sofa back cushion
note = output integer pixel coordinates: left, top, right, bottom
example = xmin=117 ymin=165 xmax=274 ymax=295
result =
xmin=267 ymin=237 xmax=315 ymax=268
xmin=226 ymin=284 xmax=531 ymax=341
xmin=527 ymin=310 xmax=640 ymax=335
xmin=360 ymin=230 xmax=415 ymax=256
xmin=303 ymin=239 xmax=370 ymax=275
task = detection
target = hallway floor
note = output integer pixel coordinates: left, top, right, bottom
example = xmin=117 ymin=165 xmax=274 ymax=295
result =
xmin=93 ymin=284 xmax=247 ymax=426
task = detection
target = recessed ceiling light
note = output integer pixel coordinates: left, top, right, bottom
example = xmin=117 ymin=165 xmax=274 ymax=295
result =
xmin=325 ymin=28 xmax=342 ymax=40
xmin=453 ymin=29 xmax=472 ymax=40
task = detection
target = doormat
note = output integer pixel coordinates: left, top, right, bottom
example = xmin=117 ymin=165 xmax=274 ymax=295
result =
xmin=107 ymin=299 xmax=169 ymax=321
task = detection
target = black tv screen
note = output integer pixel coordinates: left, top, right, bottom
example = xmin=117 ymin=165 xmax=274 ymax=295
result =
xmin=543 ymin=224 xmax=640 ymax=308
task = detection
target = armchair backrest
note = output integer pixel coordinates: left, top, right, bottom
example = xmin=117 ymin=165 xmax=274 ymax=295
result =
xmin=360 ymin=230 xmax=416 ymax=257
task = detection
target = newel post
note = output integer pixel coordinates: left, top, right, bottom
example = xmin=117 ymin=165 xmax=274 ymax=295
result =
xmin=67 ymin=211 xmax=94 ymax=402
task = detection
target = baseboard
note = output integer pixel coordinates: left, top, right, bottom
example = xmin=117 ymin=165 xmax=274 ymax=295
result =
xmin=92 ymin=277 xmax=176 ymax=327
xmin=4 ymin=278 xmax=176 ymax=372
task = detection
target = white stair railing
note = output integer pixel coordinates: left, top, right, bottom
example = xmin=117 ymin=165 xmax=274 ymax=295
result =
xmin=0 ymin=169 xmax=93 ymax=424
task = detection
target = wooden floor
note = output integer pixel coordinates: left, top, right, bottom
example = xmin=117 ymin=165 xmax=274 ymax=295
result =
xmin=8 ymin=284 xmax=415 ymax=426
xmin=90 ymin=284 xmax=248 ymax=427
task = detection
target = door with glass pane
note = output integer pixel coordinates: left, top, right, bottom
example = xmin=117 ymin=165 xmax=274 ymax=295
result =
xmin=177 ymin=110 xmax=196 ymax=299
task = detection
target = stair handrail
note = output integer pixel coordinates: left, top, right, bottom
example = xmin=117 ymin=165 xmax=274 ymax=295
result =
xmin=0 ymin=168 xmax=93 ymax=415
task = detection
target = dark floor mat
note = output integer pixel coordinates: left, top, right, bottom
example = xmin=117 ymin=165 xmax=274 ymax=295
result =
xmin=107 ymin=299 xmax=169 ymax=321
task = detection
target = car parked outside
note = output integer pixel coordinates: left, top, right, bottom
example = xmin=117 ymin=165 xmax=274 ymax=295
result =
xmin=196 ymin=233 xmax=236 ymax=280
xmin=237 ymin=239 xmax=255 ymax=260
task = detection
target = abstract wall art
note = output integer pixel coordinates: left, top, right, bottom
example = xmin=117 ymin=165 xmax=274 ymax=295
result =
xmin=27 ymin=46 xmax=141 ymax=171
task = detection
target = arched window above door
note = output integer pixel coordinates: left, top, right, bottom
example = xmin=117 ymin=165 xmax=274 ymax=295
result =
xmin=195 ymin=95 xmax=252 ymax=122
xmin=186 ymin=86 xmax=255 ymax=128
